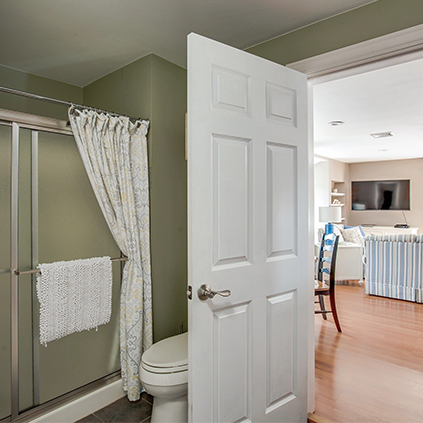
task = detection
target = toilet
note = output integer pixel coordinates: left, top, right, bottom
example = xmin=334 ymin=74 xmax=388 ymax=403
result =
xmin=140 ymin=332 xmax=188 ymax=423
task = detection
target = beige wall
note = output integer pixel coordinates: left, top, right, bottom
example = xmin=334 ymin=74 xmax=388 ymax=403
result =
xmin=347 ymin=159 xmax=423 ymax=232
xmin=247 ymin=0 xmax=423 ymax=66
xmin=84 ymin=54 xmax=188 ymax=342
xmin=314 ymin=157 xmax=349 ymax=240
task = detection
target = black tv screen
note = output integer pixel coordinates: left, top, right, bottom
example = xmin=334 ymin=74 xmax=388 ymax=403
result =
xmin=351 ymin=180 xmax=410 ymax=211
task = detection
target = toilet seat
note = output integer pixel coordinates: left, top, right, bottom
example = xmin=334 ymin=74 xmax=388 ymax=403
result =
xmin=141 ymin=362 xmax=188 ymax=374
xmin=142 ymin=332 xmax=187 ymax=372
xmin=140 ymin=332 xmax=188 ymax=384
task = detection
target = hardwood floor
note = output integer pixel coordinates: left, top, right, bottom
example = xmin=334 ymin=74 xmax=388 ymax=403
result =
xmin=315 ymin=284 xmax=423 ymax=423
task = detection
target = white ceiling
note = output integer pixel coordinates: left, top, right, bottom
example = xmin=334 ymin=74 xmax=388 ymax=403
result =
xmin=313 ymin=57 xmax=423 ymax=163
xmin=0 ymin=0 xmax=376 ymax=87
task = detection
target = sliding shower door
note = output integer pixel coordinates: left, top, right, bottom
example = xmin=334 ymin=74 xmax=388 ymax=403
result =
xmin=36 ymin=130 xmax=121 ymax=404
xmin=0 ymin=124 xmax=12 ymax=420
xmin=1 ymin=114 xmax=122 ymax=420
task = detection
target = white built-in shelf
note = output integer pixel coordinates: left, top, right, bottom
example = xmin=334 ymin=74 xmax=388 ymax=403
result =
xmin=331 ymin=192 xmax=345 ymax=197
xmin=330 ymin=204 xmax=345 ymax=207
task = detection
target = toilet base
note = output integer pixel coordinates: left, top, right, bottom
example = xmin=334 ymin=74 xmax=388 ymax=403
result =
xmin=151 ymin=394 xmax=187 ymax=423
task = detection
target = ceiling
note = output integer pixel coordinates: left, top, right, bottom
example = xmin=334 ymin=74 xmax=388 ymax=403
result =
xmin=0 ymin=0 xmax=376 ymax=87
xmin=313 ymin=57 xmax=423 ymax=163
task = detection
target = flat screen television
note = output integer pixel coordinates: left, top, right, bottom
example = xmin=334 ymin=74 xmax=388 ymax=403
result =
xmin=351 ymin=180 xmax=410 ymax=211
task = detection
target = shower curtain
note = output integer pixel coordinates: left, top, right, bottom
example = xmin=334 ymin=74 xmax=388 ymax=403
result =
xmin=68 ymin=106 xmax=152 ymax=401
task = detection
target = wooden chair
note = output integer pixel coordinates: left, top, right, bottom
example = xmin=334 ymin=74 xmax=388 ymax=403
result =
xmin=315 ymin=232 xmax=342 ymax=333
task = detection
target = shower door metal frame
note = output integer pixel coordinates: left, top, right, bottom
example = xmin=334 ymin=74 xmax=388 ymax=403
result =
xmin=10 ymin=121 xmax=20 ymax=421
xmin=1 ymin=108 xmax=121 ymax=423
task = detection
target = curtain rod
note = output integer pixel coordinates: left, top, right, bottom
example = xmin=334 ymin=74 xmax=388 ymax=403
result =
xmin=0 ymin=86 xmax=149 ymax=123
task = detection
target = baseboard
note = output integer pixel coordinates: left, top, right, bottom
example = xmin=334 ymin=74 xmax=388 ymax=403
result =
xmin=30 ymin=379 xmax=125 ymax=423
xmin=336 ymin=279 xmax=363 ymax=287
xmin=308 ymin=412 xmax=336 ymax=423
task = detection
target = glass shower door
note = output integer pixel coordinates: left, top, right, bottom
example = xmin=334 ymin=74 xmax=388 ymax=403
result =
xmin=35 ymin=129 xmax=121 ymax=404
xmin=0 ymin=117 xmax=123 ymax=419
xmin=0 ymin=124 xmax=12 ymax=420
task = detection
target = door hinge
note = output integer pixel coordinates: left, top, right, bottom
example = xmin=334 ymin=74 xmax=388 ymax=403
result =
xmin=187 ymin=285 xmax=192 ymax=300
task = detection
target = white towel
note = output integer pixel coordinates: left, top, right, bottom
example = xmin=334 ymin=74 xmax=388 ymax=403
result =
xmin=36 ymin=256 xmax=113 ymax=345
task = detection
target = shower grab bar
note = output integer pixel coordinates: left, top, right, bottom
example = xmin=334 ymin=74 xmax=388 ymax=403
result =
xmin=14 ymin=256 xmax=128 ymax=276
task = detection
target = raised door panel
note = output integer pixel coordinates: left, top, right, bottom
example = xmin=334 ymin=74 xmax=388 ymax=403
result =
xmin=213 ymin=135 xmax=252 ymax=269
xmin=266 ymin=143 xmax=297 ymax=260
xmin=266 ymin=291 xmax=297 ymax=413
xmin=213 ymin=302 xmax=252 ymax=423
xmin=212 ymin=66 xmax=252 ymax=116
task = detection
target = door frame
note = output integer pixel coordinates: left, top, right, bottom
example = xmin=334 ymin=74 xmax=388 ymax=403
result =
xmin=286 ymin=22 xmax=423 ymax=414
xmin=288 ymin=23 xmax=423 ymax=85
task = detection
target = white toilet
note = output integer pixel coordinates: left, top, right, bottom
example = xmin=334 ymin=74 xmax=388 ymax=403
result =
xmin=140 ymin=332 xmax=188 ymax=423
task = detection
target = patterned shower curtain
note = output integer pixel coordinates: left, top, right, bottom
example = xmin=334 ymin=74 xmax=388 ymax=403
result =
xmin=68 ymin=106 xmax=152 ymax=401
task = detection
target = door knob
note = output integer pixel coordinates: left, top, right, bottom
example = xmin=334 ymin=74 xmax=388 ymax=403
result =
xmin=198 ymin=284 xmax=231 ymax=301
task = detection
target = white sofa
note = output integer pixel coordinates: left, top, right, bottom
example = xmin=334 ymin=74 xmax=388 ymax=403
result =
xmin=317 ymin=226 xmax=364 ymax=282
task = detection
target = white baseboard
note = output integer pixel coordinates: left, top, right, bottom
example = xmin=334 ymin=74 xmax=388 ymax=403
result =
xmin=30 ymin=379 xmax=125 ymax=423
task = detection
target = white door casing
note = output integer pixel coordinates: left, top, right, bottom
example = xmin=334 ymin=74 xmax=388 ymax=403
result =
xmin=188 ymin=33 xmax=309 ymax=422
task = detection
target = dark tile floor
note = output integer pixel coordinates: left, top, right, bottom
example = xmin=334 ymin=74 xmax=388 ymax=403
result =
xmin=76 ymin=392 xmax=153 ymax=423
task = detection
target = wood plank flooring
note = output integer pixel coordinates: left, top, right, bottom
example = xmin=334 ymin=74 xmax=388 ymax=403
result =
xmin=315 ymin=284 xmax=423 ymax=423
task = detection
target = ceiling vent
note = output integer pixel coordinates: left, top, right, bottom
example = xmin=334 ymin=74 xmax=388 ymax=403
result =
xmin=370 ymin=131 xmax=395 ymax=138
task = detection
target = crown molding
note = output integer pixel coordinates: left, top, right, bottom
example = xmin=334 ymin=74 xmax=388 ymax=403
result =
xmin=288 ymin=23 xmax=423 ymax=84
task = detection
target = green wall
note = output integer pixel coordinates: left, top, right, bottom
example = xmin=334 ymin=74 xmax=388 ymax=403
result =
xmin=247 ymin=0 xmax=423 ymax=65
xmin=0 ymin=65 xmax=82 ymax=120
xmin=84 ymin=54 xmax=188 ymax=343
xmin=149 ymin=55 xmax=188 ymax=341
xmin=83 ymin=56 xmax=153 ymax=126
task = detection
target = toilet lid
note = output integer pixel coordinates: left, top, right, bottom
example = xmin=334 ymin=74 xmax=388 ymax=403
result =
xmin=142 ymin=332 xmax=188 ymax=370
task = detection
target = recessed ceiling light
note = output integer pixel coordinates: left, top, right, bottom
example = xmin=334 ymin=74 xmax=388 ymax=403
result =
xmin=328 ymin=120 xmax=344 ymax=126
xmin=371 ymin=131 xmax=395 ymax=138
xmin=379 ymin=149 xmax=388 ymax=152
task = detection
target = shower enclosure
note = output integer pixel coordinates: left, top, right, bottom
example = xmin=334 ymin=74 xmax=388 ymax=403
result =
xmin=0 ymin=109 xmax=122 ymax=421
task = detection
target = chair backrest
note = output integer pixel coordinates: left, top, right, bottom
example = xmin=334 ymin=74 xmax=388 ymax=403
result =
xmin=317 ymin=232 xmax=339 ymax=289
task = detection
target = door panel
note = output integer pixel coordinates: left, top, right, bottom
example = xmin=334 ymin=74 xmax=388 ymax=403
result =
xmin=188 ymin=33 xmax=309 ymax=422
xmin=266 ymin=291 xmax=297 ymax=411
xmin=266 ymin=143 xmax=297 ymax=259
xmin=213 ymin=301 xmax=252 ymax=423
xmin=37 ymin=130 xmax=121 ymax=403
xmin=0 ymin=124 xmax=11 ymax=420
xmin=212 ymin=135 xmax=252 ymax=268
xmin=212 ymin=66 xmax=251 ymax=116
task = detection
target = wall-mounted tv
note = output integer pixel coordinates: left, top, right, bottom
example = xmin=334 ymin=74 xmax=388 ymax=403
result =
xmin=351 ymin=180 xmax=410 ymax=211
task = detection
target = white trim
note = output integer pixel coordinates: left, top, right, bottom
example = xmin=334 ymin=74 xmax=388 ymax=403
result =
xmin=0 ymin=108 xmax=71 ymax=134
xmin=29 ymin=379 xmax=125 ymax=423
xmin=288 ymin=23 xmax=423 ymax=84
xmin=306 ymin=82 xmax=315 ymax=414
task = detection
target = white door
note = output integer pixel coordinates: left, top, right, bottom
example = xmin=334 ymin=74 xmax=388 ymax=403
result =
xmin=187 ymin=33 xmax=310 ymax=423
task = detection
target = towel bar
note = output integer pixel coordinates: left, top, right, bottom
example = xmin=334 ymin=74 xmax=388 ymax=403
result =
xmin=14 ymin=256 xmax=128 ymax=276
